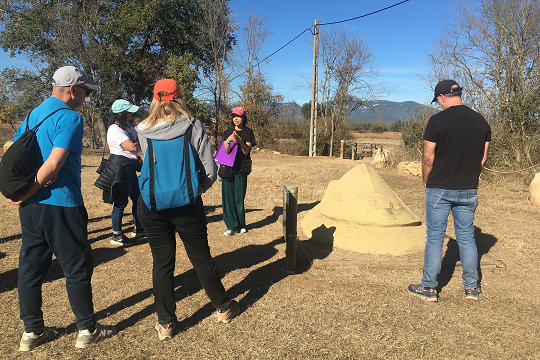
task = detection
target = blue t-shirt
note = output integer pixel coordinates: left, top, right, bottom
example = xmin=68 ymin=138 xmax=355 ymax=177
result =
xmin=14 ymin=97 xmax=84 ymax=207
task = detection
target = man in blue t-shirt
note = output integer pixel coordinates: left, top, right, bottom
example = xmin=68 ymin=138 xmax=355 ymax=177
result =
xmin=11 ymin=66 xmax=116 ymax=351
xmin=408 ymin=80 xmax=491 ymax=303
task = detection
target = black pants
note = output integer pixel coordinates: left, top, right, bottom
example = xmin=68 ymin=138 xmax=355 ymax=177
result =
xmin=18 ymin=203 xmax=95 ymax=333
xmin=137 ymin=196 xmax=230 ymax=325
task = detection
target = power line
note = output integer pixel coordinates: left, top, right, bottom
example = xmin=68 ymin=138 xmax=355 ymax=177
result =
xmin=230 ymin=0 xmax=410 ymax=82
xmin=317 ymin=0 xmax=410 ymax=27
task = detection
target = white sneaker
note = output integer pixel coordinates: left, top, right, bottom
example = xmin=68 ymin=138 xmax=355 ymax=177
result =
xmin=239 ymin=228 xmax=247 ymax=233
xmin=19 ymin=326 xmax=57 ymax=351
xmin=75 ymin=323 xmax=116 ymax=349
xmin=223 ymin=230 xmax=238 ymax=236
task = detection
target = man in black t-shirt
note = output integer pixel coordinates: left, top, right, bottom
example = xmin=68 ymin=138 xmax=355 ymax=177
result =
xmin=409 ymin=80 xmax=490 ymax=302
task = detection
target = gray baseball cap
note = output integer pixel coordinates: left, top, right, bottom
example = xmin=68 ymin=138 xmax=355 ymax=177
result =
xmin=51 ymin=66 xmax=99 ymax=90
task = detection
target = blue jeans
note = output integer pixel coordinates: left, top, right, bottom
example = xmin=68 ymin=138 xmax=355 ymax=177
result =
xmin=111 ymin=164 xmax=141 ymax=234
xmin=18 ymin=203 xmax=95 ymax=333
xmin=422 ymin=188 xmax=479 ymax=289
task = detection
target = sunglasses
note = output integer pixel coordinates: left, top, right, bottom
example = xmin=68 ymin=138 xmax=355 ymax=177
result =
xmin=75 ymin=85 xmax=93 ymax=96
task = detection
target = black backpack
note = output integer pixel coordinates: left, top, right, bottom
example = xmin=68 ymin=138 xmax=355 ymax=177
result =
xmin=0 ymin=108 xmax=69 ymax=199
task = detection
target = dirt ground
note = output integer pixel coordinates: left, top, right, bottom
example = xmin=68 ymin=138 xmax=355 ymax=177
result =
xmin=1 ymin=149 xmax=539 ymax=359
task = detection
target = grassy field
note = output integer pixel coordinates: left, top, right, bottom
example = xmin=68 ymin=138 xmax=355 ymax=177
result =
xmin=0 ymin=150 xmax=539 ymax=359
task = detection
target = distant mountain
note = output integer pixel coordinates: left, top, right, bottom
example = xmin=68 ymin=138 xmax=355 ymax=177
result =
xmin=279 ymin=100 xmax=427 ymax=124
xmin=346 ymin=100 xmax=426 ymax=124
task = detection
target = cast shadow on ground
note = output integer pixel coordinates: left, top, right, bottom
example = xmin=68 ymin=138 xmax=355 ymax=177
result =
xmin=297 ymin=201 xmax=319 ymax=214
xmin=206 ymin=208 xmax=260 ymax=226
xmin=87 ymin=212 xmax=148 ymax=246
xmin=0 ymin=233 xmax=21 ymax=244
xmin=298 ymin=224 xmax=336 ymax=261
xmin=437 ymin=226 xmax=498 ymax=292
xmin=0 ymin=214 xmax=114 ymax=244
xmin=92 ymin=237 xmax=288 ymax=334
xmin=0 ymin=247 xmax=128 ymax=294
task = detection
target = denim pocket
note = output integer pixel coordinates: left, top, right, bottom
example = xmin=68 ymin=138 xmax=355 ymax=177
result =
xmin=467 ymin=190 xmax=479 ymax=211
xmin=425 ymin=188 xmax=448 ymax=210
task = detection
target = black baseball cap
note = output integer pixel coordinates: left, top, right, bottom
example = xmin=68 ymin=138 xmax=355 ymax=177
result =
xmin=432 ymin=79 xmax=462 ymax=103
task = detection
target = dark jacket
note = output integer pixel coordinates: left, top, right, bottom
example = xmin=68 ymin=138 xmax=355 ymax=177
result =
xmin=94 ymin=154 xmax=139 ymax=203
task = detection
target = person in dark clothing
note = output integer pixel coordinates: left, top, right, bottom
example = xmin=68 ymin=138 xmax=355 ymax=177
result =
xmin=221 ymin=106 xmax=256 ymax=236
xmin=409 ymin=80 xmax=491 ymax=302
xmin=136 ymin=79 xmax=240 ymax=341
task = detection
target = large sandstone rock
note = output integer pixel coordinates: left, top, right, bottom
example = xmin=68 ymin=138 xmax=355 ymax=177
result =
xmin=371 ymin=148 xmax=388 ymax=168
xmin=397 ymin=161 xmax=422 ymax=176
xmin=301 ymin=163 xmax=426 ymax=255
xmin=530 ymin=172 xmax=540 ymax=206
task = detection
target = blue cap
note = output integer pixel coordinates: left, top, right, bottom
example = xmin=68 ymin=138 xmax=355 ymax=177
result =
xmin=112 ymin=99 xmax=139 ymax=113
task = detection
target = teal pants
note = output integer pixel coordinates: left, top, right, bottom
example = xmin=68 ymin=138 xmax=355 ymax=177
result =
xmin=222 ymin=173 xmax=248 ymax=231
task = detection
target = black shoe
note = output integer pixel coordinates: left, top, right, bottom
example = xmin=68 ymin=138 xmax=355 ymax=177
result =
xmin=110 ymin=234 xmax=133 ymax=246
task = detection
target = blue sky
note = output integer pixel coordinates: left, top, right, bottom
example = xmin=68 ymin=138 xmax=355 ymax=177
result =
xmin=0 ymin=0 xmax=470 ymax=105
xmin=227 ymin=0 xmax=467 ymax=105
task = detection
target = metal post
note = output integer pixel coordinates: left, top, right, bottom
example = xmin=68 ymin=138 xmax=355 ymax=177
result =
xmin=309 ymin=20 xmax=319 ymax=157
xmin=283 ymin=186 xmax=298 ymax=273
xmin=340 ymin=140 xmax=344 ymax=159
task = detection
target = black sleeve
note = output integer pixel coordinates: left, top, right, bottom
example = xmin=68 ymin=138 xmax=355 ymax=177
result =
xmin=243 ymin=127 xmax=256 ymax=147
xmin=423 ymin=116 xmax=438 ymax=143
xmin=222 ymin=127 xmax=234 ymax=142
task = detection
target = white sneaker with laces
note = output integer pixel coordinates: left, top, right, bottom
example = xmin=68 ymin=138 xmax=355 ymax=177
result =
xmin=75 ymin=322 xmax=116 ymax=349
xmin=223 ymin=230 xmax=238 ymax=236
xmin=239 ymin=228 xmax=247 ymax=233
xmin=19 ymin=326 xmax=57 ymax=351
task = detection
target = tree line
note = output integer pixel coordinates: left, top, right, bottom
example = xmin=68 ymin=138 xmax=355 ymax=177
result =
xmin=0 ymin=0 xmax=386 ymax=155
xmin=2 ymin=0 xmax=539 ymax=173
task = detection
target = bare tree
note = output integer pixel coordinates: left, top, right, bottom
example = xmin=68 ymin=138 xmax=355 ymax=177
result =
xmin=197 ymin=0 xmax=236 ymax=149
xmin=317 ymin=26 xmax=385 ymax=156
xmin=237 ymin=12 xmax=283 ymax=141
xmin=428 ymin=0 xmax=540 ymax=166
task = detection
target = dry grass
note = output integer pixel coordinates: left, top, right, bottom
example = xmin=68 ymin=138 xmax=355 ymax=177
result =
xmin=1 ymin=150 xmax=539 ymax=359
xmin=350 ymin=131 xmax=403 ymax=140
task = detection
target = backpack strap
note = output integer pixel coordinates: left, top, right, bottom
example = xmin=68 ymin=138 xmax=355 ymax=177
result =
xmin=26 ymin=107 xmax=71 ymax=132
xmin=184 ymin=124 xmax=195 ymax=204
xmin=147 ymin=138 xmax=157 ymax=211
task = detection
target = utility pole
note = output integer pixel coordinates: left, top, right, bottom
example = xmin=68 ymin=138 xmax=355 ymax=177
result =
xmin=309 ymin=19 xmax=319 ymax=157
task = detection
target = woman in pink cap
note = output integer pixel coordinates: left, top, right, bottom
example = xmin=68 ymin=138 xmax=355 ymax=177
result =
xmin=220 ymin=106 xmax=256 ymax=236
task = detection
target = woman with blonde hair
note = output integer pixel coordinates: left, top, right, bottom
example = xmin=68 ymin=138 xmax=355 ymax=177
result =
xmin=136 ymin=79 xmax=239 ymax=341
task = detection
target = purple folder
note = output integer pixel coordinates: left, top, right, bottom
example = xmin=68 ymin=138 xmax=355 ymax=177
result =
xmin=214 ymin=141 xmax=238 ymax=167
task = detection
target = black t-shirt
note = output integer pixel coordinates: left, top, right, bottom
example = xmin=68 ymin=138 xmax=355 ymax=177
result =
xmin=222 ymin=126 xmax=256 ymax=173
xmin=423 ymin=105 xmax=491 ymax=189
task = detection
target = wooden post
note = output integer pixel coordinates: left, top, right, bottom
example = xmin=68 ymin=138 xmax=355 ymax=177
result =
xmin=340 ymin=140 xmax=344 ymax=159
xmin=351 ymin=143 xmax=356 ymax=160
xmin=309 ymin=20 xmax=319 ymax=157
xmin=283 ymin=186 xmax=298 ymax=273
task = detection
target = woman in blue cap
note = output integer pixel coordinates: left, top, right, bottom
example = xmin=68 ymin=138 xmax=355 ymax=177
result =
xmin=106 ymin=99 xmax=143 ymax=245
